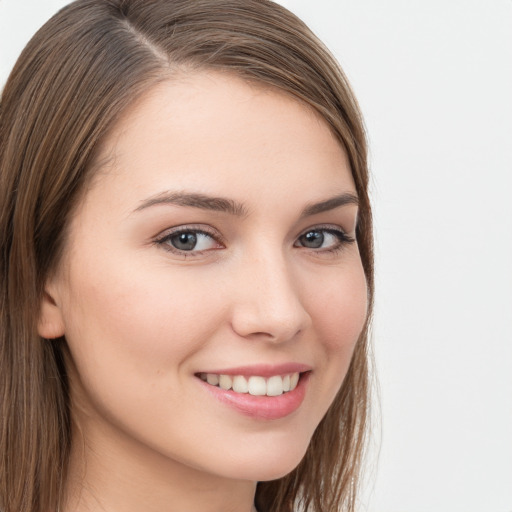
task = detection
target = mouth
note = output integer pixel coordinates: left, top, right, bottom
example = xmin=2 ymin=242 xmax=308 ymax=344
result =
xmin=198 ymin=372 xmax=300 ymax=397
xmin=195 ymin=367 xmax=311 ymax=420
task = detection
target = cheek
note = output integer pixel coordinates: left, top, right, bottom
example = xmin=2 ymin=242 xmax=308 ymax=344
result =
xmin=309 ymin=261 xmax=368 ymax=352
xmin=60 ymin=254 xmax=225 ymax=380
xmin=303 ymin=257 xmax=368 ymax=398
xmin=59 ymin=257 xmax=232 ymax=452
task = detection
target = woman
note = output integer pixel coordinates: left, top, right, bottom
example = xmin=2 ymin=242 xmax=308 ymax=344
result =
xmin=0 ymin=1 xmax=373 ymax=511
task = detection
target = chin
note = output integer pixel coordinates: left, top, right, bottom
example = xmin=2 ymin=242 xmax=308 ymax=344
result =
xmin=215 ymin=437 xmax=310 ymax=482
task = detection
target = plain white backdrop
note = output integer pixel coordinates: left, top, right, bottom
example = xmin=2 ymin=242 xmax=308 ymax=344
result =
xmin=1 ymin=2 xmax=511 ymax=511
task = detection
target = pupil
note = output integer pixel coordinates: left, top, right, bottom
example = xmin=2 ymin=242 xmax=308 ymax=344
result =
xmin=302 ymin=231 xmax=324 ymax=248
xmin=172 ymin=232 xmax=197 ymax=251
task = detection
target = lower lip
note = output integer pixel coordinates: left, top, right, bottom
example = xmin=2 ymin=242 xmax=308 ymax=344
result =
xmin=199 ymin=373 xmax=310 ymax=420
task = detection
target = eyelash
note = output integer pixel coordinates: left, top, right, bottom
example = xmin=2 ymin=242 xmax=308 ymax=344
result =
xmin=154 ymin=225 xmax=223 ymax=257
xmin=154 ymin=224 xmax=355 ymax=257
xmin=294 ymin=225 xmax=356 ymax=255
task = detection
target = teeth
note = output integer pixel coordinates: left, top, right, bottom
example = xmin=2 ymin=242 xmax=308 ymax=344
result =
xmin=248 ymin=376 xmax=266 ymax=396
xmin=232 ymin=375 xmax=249 ymax=393
xmin=219 ymin=374 xmax=232 ymax=390
xmin=203 ymin=372 xmax=301 ymax=396
xmin=206 ymin=373 xmax=219 ymax=386
xmin=266 ymin=375 xmax=284 ymax=396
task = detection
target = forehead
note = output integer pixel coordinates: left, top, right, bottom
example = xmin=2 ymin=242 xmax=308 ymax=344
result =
xmin=87 ymin=71 xmax=355 ymax=212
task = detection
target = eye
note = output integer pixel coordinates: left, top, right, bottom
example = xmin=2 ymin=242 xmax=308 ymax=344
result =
xmin=295 ymin=227 xmax=354 ymax=252
xmin=156 ymin=226 xmax=223 ymax=254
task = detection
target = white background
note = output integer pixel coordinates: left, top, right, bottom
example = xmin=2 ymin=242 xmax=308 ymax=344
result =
xmin=1 ymin=2 xmax=511 ymax=511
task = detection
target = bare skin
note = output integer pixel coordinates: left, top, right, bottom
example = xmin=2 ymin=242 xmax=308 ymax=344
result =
xmin=39 ymin=72 xmax=368 ymax=512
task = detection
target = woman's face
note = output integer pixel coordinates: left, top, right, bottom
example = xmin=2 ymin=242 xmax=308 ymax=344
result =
xmin=42 ymin=72 xmax=368 ymax=484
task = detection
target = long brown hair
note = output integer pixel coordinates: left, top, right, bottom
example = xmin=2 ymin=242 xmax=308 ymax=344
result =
xmin=0 ymin=1 xmax=373 ymax=511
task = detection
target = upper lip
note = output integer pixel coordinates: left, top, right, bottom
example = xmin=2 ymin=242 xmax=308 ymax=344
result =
xmin=197 ymin=363 xmax=312 ymax=378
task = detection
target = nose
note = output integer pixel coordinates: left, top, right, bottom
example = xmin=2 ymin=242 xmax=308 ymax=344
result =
xmin=230 ymin=252 xmax=312 ymax=343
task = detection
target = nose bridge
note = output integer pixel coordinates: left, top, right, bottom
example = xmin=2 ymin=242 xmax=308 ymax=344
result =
xmin=230 ymin=246 xmax=311 ymax=341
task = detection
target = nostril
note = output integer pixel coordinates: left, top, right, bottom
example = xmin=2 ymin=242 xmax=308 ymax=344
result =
xmin=230 ymin=299 xmax=311 ymax=342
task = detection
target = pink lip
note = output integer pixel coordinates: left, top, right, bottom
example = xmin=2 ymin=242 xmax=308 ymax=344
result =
xmin=200 ymin=362 xmax=312 ymax=378
xmin=197 ymin=370 xmax=311 ymax=421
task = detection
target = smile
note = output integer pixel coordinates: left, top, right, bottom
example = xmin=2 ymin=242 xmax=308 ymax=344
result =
xmin=199 ymin=372 xmax=300 ymax=397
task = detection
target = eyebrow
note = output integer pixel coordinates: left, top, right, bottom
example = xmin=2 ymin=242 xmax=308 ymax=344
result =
xmin=134 ymin=191 xmax=249 ymax=217
xmin=133 ymin=191 xmax=359 ymax=217
xmin=300 ymin=192 xmax=359 ymax=218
